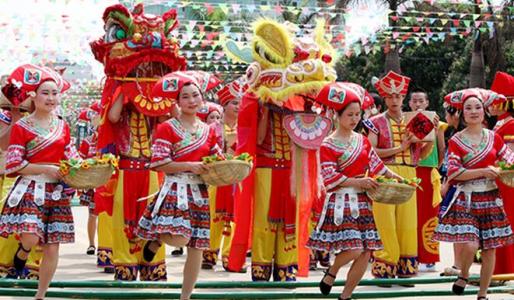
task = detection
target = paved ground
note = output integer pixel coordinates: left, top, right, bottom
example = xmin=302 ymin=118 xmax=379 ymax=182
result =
xmin=0 ymin=206 xmax=513 ymax=299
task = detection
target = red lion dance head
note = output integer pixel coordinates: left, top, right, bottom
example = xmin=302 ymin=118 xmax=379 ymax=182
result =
xmin=91 ymin=3 xmax=187 ymax=150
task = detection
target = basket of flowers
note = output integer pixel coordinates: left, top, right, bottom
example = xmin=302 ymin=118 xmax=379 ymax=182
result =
xmin=498 ymin=162 xmax=514 ymax=188
xmin=367 ymin=176 xmax=420 ymax=205
xmin=200 ymin=153 xmax=253 ymax=186
xmin=60 ymin=154 xmax=118 ymax=189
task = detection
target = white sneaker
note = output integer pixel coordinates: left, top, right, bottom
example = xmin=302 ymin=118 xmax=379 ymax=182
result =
xmin=419 ymin=263 xmax=437 ymax=272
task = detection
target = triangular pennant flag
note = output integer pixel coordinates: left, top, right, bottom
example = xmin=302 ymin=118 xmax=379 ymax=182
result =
xmin=463 ymin=20 xmax=471 ymax=28
xmin=219 ymin=4 xmax=229 ymax=14
xmin=232 ymin=4 xmax=240 ymax=14
xmin=475 ymin=20 xmax=483 ymax=28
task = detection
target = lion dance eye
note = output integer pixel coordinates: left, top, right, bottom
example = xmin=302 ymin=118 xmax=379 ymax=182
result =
xmin=105 ymin=23 xmax=126 ymax=43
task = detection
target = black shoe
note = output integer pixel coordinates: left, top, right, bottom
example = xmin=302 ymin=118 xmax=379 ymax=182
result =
xmin=201 ymin=262 xmax=214 ymax=270
xmin=104 ymin=266 xmax=115 ymax=274
xmin=13 ymin=244 xmax=31 ymax=272
xmin=171 ymin=247 xmax=183 ymax=256
xmin=452 ymin=276 xmax=468 ymax=295
xmin=86 ymin=245 xmax=96 ymax=255
xmin=477 ymin=297 xmax=488 ymax=300
xmin=143 ymin=240 xmax=160 ymax=262
xmin=319 ymin=268 xmax=336 ymax=295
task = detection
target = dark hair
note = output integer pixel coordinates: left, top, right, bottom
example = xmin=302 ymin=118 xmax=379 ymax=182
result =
xmin=369 ymin=92 xmax=383 ymax=111
xmin=335 ymin=101 xmax=361 ymax=116
xmin=409 ymin=88 xmax=428 ymax=101
xmin=445 ymin=106 xmax=458 ymax=115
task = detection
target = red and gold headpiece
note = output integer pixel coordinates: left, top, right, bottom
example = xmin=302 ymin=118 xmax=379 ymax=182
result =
xmin=216 ymin=79 xmax=248 ymax=106
xmin=372 ymin=71 xmax=410 ymax=99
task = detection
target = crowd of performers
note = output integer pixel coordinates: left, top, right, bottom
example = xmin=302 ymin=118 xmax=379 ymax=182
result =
xmin=0 ymin=4 xmax=513 ymax=300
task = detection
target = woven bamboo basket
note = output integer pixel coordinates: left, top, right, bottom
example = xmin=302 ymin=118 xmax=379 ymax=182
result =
xmin=200 ymin=160 xmax=252 ymax=186
xmin=63 ymin=164 xmax=114 ymax=190
xmin=499 ymin=170 xmax=514 ymax=188
xmin=367 ymin=182 xmax=416 ymax=205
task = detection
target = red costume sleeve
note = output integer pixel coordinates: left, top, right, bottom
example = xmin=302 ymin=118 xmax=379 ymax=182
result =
xmin=5 ymin=123 xmax=29 ymax=176
xmin=446 ymin=138 xmax=465 ymax=184
xmin=149 ymin=122 xmax=175 ymax=169
xmin=319 ymin=143 xmax=347 ymax=191
xmin=495 ymin=132 xmax=514 ymax=164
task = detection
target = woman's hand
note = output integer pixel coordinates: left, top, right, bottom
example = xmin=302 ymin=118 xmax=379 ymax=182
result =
xmin=46 ymin=165 xmax=63 ymax=181
xmin=189 ymin=162 xmax=210 ymax=174
xmin=356 ymin=178 xmax=379 ymax=190
xmin=482 ymin=166 xmax=500 ymax=179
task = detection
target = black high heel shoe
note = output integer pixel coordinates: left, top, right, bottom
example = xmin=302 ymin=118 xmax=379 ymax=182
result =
xmin=452 ymin=276 xmax=468 ymax=295
xmin=13 ymin=243 xmax=31 ymax=273
xmin=319 ymin=269 xmax=336 ymax=295
xmin=143 ymin=240 xmax=161 ymax=262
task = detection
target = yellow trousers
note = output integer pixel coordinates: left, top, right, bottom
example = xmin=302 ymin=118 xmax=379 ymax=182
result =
xmin=96 ymin=211 xmax=114 ymax=269
xmin=202 ymin=186 xmax=234 ymax=269
xmin=371 ymin=165 xmax=418 ymax=278
xmin=112 ymin=170 xmax=167 ymax=281
xmin=251 ymin=168 xmax=297 ymax=282
xmin=0 ymin=176 xmax=42 ymax=279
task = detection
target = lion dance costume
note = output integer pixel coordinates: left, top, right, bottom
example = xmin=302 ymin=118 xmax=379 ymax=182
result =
xmin=90 ymin=3 xmax=186 ymax=280
xmin=224 ymin=19 xmax=337 ymax=281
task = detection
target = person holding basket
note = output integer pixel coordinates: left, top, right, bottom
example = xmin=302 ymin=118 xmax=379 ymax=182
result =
xmin=309 ymin=82 xmax=402 ymax=300
xmin=137 ymin=71 xmax=222 ymax=300
xmin=433 ymin=88 xmax=514 ymax=300
xmin=0 ymin=64 xmax=78 ymax=300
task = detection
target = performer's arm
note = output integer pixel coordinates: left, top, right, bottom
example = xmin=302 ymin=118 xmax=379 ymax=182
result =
xmin=153 ymin=161 xmax=208 ymax=175
xmin=368 ymin=131 xmax=413 ymax=159
xmin=436 ymin=127 xmax=446 ymax=168
xmin=418 ymin=141 xmax=434 ymax=160
xmin=17 ymin=164 xmax=62 ymax=180
xmin=108 ymin=94 xmax=123 ymax=123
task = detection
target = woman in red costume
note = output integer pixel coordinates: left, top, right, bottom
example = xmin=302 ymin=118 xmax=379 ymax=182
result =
xmin=433 ymin=88 xmax=514 ymax=300
xmin=309 ymin=82 xmax=401 ymax=300
xmin=0 ymin=64 xmax=78 ymax=299
xmin=488 ymin=71 xmax=514 ymax=276
xmin=137 ymin=71 xmax=222 ymax=299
